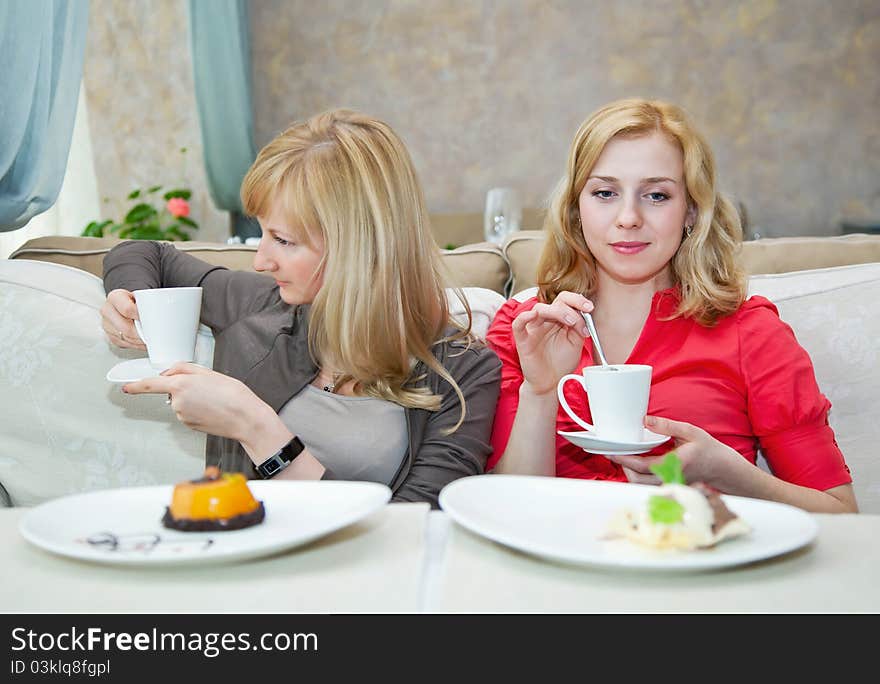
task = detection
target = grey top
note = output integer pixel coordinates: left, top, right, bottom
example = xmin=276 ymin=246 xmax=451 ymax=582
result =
xmin=103 ymin=240 xmax=502 ymax=508
xmin=279 ymin=386 xmax=408 ymax=486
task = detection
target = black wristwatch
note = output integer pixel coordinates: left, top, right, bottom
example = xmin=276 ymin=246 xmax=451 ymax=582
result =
xmin=256 ymin=436 xmax=305 ymax=479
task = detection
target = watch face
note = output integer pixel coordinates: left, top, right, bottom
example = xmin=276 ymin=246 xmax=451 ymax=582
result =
xmin=258 ymin=437 xmax=303 ymax=479
xmin=260 ymin=458 xmax=283 ymax=477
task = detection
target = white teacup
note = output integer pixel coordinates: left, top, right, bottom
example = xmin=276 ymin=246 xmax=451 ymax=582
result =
xmin=133 ymin=287 xmax=203 ymax=370
xmin=557 ymin=364 xmax=652 ymax=442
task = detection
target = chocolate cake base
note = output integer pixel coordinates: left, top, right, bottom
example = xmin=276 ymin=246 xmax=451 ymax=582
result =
xmin=161 ymin=501 xmax=266 ymax=532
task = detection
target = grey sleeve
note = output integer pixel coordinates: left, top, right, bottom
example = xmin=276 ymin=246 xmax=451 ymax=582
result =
xmin=391 ymin=343 xmax=502 ymax=508
xmin=103 ymin=240 xmax=277 ymax=333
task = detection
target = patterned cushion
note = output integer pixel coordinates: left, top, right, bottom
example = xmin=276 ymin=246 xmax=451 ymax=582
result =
xmin=748 ymin=263 xmax=880 ymax=513
xmin=448 ymin=287 xmax=506 ymax=339
xmin=0 ymin=259 xmax=206 ymax=506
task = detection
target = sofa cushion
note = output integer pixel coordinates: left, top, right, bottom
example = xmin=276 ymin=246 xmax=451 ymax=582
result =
xmin=11 ymin=235 xmax=511 ymax=295
xmin=9 ymin=236 xmax=260 ymax=277
xmin=430 ymin=208 xmax=547 ymax=249
xmin=447 ymin=287 xmax=506 ymax=340
xmin=440 ymin=243 xmax=509 ymax=293
xmin=748 ymin=263 xmax=880 ymax=513
xmin=0 ymin=259 xmax=206 ymax=507
xmin=504 ymin=230 xmax=544 ymax=296
xmin=741 ymin=234 xmax=880 ymax=275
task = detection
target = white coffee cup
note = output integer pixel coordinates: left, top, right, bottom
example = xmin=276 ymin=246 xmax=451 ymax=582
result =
xmin=557 ymin=364 xmax=652 ymax=442
xmin=133 ymin=287 xmax=203 ymax=369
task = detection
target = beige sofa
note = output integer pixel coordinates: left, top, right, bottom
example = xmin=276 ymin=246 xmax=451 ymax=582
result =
xmin=13 ymin=231 xmax=880 ymax=297
xmin=4 ymin=233 xmax=880 ymax=512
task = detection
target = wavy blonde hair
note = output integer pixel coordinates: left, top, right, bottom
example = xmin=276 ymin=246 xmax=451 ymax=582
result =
xmin=240 ymin=109 xmax=473 ymax=428
xmin=538 ymin=98 xmax=747 ymax=326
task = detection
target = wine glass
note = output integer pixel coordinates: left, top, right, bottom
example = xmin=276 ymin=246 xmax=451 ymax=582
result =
xmin=483 ymin=187 xmax=521 ymax=245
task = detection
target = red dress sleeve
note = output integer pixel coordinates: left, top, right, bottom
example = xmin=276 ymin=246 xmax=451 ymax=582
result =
xmin=484 ymin=297 xmax=538 ymax=470
xmin=738 ymin=296 xmax=851 ymax=490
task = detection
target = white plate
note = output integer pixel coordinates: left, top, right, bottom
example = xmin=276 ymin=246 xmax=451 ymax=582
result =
xmin=439 ymin=475 xmax=818 ymax=571
xmin=558 ymin=428 xmax=671 ymax=454
xmin=106 ymin=358 xmax=167 ymax=383
xmin=19 ymin=480 xmax=391 ymax=566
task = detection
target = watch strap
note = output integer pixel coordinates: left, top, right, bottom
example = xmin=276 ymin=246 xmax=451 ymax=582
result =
xmin=256 ymin=435 xmax=305 ymax=479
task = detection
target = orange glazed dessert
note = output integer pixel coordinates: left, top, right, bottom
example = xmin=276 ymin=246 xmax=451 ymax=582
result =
xmin=162 ymin=466 xmax=265 ymax=532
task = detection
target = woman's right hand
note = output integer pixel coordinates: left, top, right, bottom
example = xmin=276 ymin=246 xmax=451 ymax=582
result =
xmin=511 ymin=291 xmax=593 ymax=395
xmin=101 ymin=289 xmax=147 ymax=350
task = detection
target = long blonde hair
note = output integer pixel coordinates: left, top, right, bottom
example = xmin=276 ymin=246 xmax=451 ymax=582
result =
xmin=538 ymin=98 xmax=746 ymax=326
xmin=240 ymin=109 xmax=472 ymax=426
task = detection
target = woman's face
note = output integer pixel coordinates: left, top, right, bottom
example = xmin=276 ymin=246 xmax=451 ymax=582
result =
xmin=578 ymin=131 xmax=694 ymax=289
xmin=253 ymin=202 xmax=325 ymax=305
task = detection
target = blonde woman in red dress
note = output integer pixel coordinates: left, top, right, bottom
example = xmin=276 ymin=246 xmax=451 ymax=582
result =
xmin=487 ymin=98 xmax=856 ymax=513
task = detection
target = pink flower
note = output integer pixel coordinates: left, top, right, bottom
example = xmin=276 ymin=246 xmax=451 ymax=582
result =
xmin=166 ymin=198 xmax=190 ymax=218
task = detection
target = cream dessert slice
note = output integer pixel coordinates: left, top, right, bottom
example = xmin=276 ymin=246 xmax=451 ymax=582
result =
xmin=606 ymin=453 xmax=751 ymax=551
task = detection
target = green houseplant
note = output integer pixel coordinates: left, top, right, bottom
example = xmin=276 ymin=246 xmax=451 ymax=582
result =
xmin=81 ymin=185 xmax=199 ymax=241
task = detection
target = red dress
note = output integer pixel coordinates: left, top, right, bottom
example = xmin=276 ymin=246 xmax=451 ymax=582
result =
xmin=485 ymin=288 xmax=851 ymax=491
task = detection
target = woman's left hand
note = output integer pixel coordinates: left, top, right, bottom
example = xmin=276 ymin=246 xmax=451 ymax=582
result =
xmin=607 ymin=415 xmax=748 ymax=489
xmin=123 ymin=363 xmax=268 ymax=441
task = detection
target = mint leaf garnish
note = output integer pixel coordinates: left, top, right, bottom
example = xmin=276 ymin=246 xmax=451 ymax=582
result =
xmin=650 ymin=451 xmax=685 ymax=485
xmin=648 ymin=495 xmax=685 ymax=525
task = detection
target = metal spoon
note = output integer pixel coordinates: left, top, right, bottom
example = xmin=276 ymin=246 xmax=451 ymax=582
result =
xmin=582 ymin=311 xmax=617 ymax=370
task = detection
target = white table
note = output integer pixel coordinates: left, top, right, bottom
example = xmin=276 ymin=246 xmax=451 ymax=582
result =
xmin=0 ymin=503 xmax=430 ymax=613
xmin=429 ymin=513 xmax=880 ymax=613
xmin=3 ymin=504 xmax=878 ymax=613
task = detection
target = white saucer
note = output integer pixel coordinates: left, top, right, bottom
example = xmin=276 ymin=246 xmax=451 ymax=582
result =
xmin=106 ymin=358 xmax=168 ymax=384
xmin=558 ymin=428 xmax=671 ymax=455
xmin=579 ymin=447 xmax=661 ymax=456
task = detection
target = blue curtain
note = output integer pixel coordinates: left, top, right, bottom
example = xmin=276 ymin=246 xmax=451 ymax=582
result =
xmin=0 ymin=0 xmax=89 ymax=232
xmin=188 ymin=0 xmax=259 ymax=239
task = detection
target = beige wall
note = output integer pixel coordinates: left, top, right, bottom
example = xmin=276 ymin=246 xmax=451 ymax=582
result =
xmin=82 ymin=0 xmax=879 ymax=244
xmin=251 ymin=0 xmax=879 ymax=239
xmin=83 ymin=0 xmax=229 ymax=242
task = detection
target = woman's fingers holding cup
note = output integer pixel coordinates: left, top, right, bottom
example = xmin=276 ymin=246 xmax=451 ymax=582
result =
xmin=102 ymin=289 xmax=145 ymax=349
xmin=108 ymin=288 xmax=140 ymax=319
xmin=100 ymin=317 xmax=145 ymax=350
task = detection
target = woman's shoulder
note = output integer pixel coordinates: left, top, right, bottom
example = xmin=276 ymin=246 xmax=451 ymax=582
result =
xmin=439 ymin=330 xmax=500 ymax=358
xmin=487 ymin=294 xmax=539 ymax=332
xmin=733 ymin=295 xmax=784 ymax=329
xmin=728 ymin=295 xmax=810 ymax=360
xmin=434 ymin=331 xmax=502 ymax=374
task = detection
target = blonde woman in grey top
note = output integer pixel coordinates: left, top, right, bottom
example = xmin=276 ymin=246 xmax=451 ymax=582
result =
xmin=100 ymin=110 xmax=501 ymax=508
